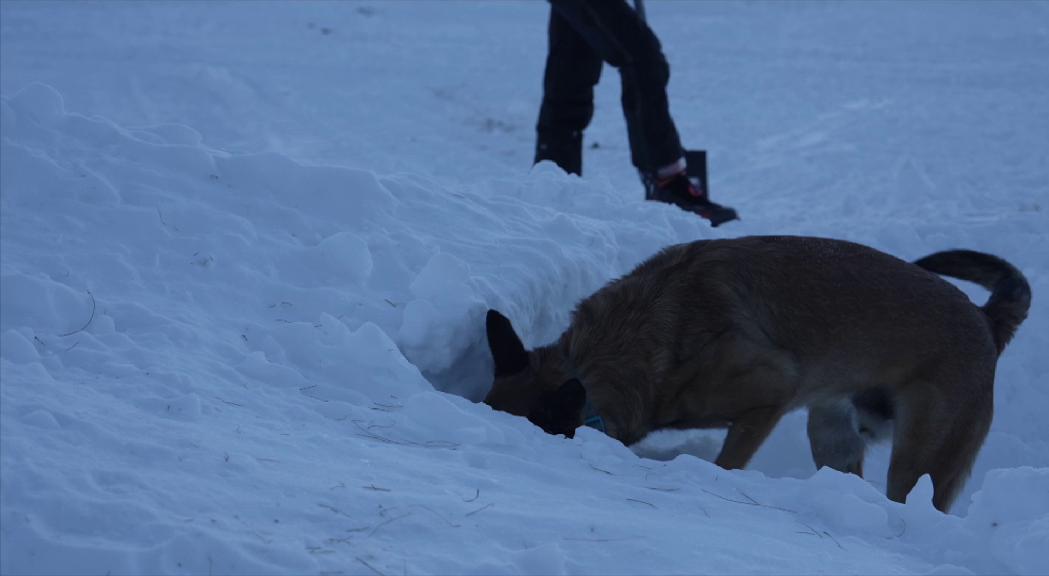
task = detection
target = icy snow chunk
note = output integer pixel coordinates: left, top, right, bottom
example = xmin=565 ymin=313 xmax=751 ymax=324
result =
xmin=398 ymin=252 xmax=483 ymax=373
xmin=0 ymin=142 xmax=84 ymax=207
xmin=6 ymin=82 xmax=65 ymax=127
xmin=236 ymin=350 xmax=311 ymax=390
xmin=0 ymin=509 xmax=139 ymax=576
xmin=461 ymin=561 xmax=516 ymax=576
xmin=925 ymin=565 xmax=976 ymax=575
xmin=0 ymin=274 xmax=94 ymax=335
xmin=277 ymin=231 xmax=372 ymax=286
xmin=805 ymin=484 xmax=889 ymax=532
xmin=398 ymin=299 xmax=439 ymax=346
xmin=155 ymin=529 xmax=282 ymax=575
xmin=398 ymin=392 xmax=506 ymax=446
xmin=61 ymin=114 xmax=132 ymax=148
xmin=341 ymin=321 xmax=431 ymax=401
xmin=20 ymin=409 xmax=60 ymax=430
xmin=577 ymin=425 xmax=639 ymax=468
xmin=968 ymin=467 xmax=1049 ymax=523
xmin=238 ymin=315 xmax=430 ymax=404
xmin=907 ymin=474 xmax=938 ymax=511
xmin=530 ymin=159 xmax=569 ymax=179
xmin=215 ymin=154 xmax=395 ymax=231
xmin=0 ymin=98 xmax=16 ymax=135
xmin=1011 ymin=517 xmax=1049 ymax=576
xmin=0 ymin=329 xmax=38 ymax=364
xmin=509 ymin=543 xmax=567 ymax=576
xmin=138 ymin=123 xmax=204 ymax=147
xmin=786 ymin=467 xmax=907 ymax=539
xmin=164 ymin=393 xmax=203 ymax=421
xmin=409 ymin=251 xmax=474 ymax=303
xmin=804 ymin=465 xmax=886 ymax=502
xmin=966 ymin=467 xmax=1049 ymax=575
xmin=398 ymin=297 xmax=482 ymax=374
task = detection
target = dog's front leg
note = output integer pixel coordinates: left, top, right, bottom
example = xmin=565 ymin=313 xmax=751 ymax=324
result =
xmin=715 ymin=406 xmax=783 ymax=469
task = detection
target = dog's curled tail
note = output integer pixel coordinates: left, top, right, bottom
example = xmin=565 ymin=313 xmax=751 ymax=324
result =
xmin=914 ymin=250 xmax=1031 ymax=354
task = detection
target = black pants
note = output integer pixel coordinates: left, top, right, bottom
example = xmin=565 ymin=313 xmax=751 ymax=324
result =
xmin=535 ymin=0 xmax=683 ymax=176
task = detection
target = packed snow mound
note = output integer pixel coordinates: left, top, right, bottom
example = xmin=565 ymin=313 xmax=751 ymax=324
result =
xmin=0 ymin=81 xmax=704 ymax=400
xmin=2 ymin=79 xmax=1047 ymax=576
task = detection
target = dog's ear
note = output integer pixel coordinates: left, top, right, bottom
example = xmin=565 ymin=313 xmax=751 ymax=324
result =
xmin=529 ymin=378 xmax=587 ymax=438
xmin=486 ymin=309 xmax=529 ymax=376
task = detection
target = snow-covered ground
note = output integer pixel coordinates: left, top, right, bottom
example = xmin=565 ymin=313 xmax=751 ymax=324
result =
xmin=2 ymin=2 xmax=1047 ymax=574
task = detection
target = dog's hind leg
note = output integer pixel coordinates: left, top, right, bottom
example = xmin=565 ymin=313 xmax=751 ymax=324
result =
xmin=886 ymin=377 xmax=993 ymax=512
xmin=716 ymin=405 xmax=784 ymax=469
xmin=928 ymin=390 xmax=992 ymax=512
xmin=807 ymin=398 xmax=866 ymax=476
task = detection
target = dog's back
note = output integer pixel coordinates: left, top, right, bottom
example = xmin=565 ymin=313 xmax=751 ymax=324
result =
xmin=570 ymin=236 xmax=993 ymax=402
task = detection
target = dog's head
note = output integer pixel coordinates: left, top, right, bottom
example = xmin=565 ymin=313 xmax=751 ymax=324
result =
xmin=483 ymin=309 xmax=586 ymax=438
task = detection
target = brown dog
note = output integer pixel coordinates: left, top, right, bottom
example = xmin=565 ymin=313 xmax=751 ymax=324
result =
xmin=484 ymin=236 xmax=1030 ymax=512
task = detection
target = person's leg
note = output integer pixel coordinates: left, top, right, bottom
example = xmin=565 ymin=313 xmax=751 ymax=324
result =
xmin=536 ymin=7 xmax=604 ymax=176
xmin=550 ymin=0 xmax=738 ymax=226
xmin=549 ymin=0 xmax=682 ymax=173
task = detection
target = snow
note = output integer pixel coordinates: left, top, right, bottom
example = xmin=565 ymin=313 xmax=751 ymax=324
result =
xmin=1 ymin=1 xmax=1047 ymax=574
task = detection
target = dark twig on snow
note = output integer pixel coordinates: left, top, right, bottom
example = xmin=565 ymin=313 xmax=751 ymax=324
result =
xmin=368 ymin=512 xmax=413 ymax=537
xmin=796 ymin=521 xmax=845 ymax=550
xmin=796 ymin=521 xmax=820 ymax=538
xmin=351 ymin=420 xmax=459 ymax=450
xmin=699 ymin=488 xmax=754 ymax=507
xmin=887 ymin=518 xmax=908 ymax=539
xmin=465 ymin=503 xmax=494 ymax=517
xmin=58 ymin=289 xmax=95 ymax=337
xmin=823 ymin=529 xmax=845 ymax=550
xmin=299 ymin=385 xmax=328 ymax=403
xmin=462 ymin=488 xmax=480 ymax=502
xmin=626 ymin=498 xmax=657 ymax=509
xmin=356 ymin=557 xmax=386 ymax=576
xmin=737 ymin=489 xmax=798 ymax=513
xmin=588 ymin=463 xmax=613 ymax=475
xmin=317 ymin=503 xmax=353 ymax=519
xmin=412 ymin=504 xmax=461 ymax=528
xmin=699 ymin=488 xmax=798 ymax=514
xmin=157 ymin=207 xmax=180 ymax=232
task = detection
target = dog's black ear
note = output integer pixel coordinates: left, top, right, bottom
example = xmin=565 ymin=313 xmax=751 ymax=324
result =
xmin=486 ymin=309 xmax=529 ymax=376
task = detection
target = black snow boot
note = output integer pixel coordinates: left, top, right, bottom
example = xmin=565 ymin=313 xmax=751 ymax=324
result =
xmin=643 ymin=151 xmax=738 ymax=227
